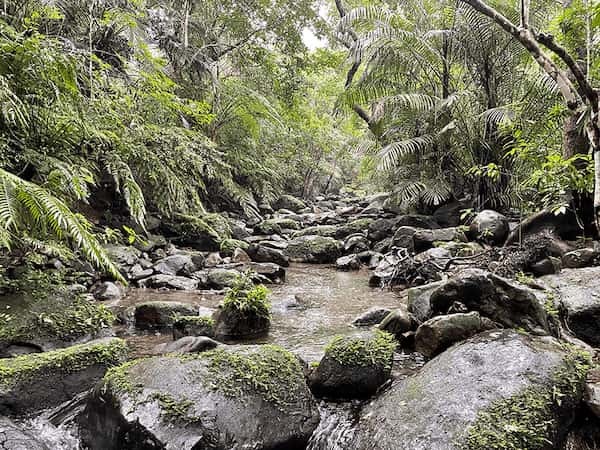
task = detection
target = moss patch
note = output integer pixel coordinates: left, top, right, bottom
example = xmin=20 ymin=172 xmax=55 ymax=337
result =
xmin=201 ymin=345 xmax=305 ymax=407
xmin=219 ymin=239 xmax=250 ymax=256
xmin=150 ymin=392 xmax=196 ymax=423
xmin=462 ymin=346 xmax=591 ymax=450
xmin=0 ymin=338 xmax=128 ymax=389
xmin=174 ymin=315 xmax=215 ymax=328
xmin=325 ymin=330 xmax=396 ymax=370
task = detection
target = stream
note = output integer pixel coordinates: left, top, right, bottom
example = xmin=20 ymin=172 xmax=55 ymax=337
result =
xmin=21 ymin=263 xmax=426 ymax=449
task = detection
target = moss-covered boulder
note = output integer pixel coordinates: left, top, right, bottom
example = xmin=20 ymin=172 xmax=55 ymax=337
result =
xmin=166 ymin=213 xmax=232 ymax=251
xmin=173 ymin=315 xmax=215 ymax=339
xmin=0 ymin=271 xmax=115 ymax=355
xmin=134 ymin=301 xmax=197 ymax=330
xmin=254 ymin=218 xmax=301 ymax=235
xmin=273 ymin=194 xmax=307 ymax=213
xmin=284 ymin=235 xmax=342 ymax=263
xmin=309 ymin=331 xmax=396 ymax=399
xmin=247 ymin=244 xmax=290 ymax=267
xmin=0 ymin=338 xmax=128 ymax=415
xmin=348 ymin=330 xmax=590 ymax=450
xmin=335 ymin=218 xmax=374 ymax=240
xmin=219 ymin=238 xmax=250 ymax=256
xmin=80 ymin=345 xmax=320 ymax=450
xmin=292 ymin=225 xmax=338 ymax=239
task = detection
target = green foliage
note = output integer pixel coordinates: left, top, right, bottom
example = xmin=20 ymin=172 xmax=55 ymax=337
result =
xmin=223 ymin=271 xmax=271 ymax=319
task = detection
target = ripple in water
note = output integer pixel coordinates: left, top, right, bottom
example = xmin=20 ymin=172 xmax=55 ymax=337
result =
xmin=307 ymin=402 xmax=361 ymax=450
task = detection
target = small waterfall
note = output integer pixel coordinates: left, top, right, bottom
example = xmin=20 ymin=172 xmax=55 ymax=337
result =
xmin=307 ymin=402 xmax=361 ymax=450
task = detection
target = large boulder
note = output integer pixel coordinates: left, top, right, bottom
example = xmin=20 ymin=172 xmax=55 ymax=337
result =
xmin=413 ymin=227 xmax=467 ymax=252
xmin=138 ymin=274 xmax=199 ymax=291
xmin=378 ymin=306 xmax=417 ymax=337
xmin=134 ymin=301 xmax=198 ymax=329
xmin=308 ymin=331 xmax=396 ymax=399
xmin=406 ymin=281 xmax=445 ymax=322
xmin=153 ymin=254 xmax=197 ymax=277
xmin=468 ymin=210 xmax=509 ymax=245
xmin=173 ymin=315 xmax=215 ymax=339
xmin=334 ymin=218 xmax=374 ymax=240
xmin=292 ymin=225 xmax=338 ymax=239
xmin=165 ymin=213 xmax=231 ymax=251
xmin=104 ymin=245 xmax=141 ymax=268
xmin=152 ymin=336 xmax=219 ymax=355
xmin=273 ymin=194 xmax=307 ymax=213
xmin=0 ymin=338 xmax=128 ymax=415
xmin=80 ymin=345 xmax=320 ymax=450
xmin=0 ymin=417 xmax=50 ymax=450
xmin=415 ymin=312 xmax=496 ymax=357
xmin=430 ymin=269 xmax=549 ymax=334
xmin=541 ymin=267 xmax=600 ymax=346
xmin=349 ymin=330 xmax=590 ymax=450
xmin=89 ymin=281 xmax=124 ymax=302
xmin=352 ymin=307 xmax=392 ymax=327
xmin=284 ymin=236 xmax=342 ymax=263
xmin=247 ymin=244 xmax=290 ymax=267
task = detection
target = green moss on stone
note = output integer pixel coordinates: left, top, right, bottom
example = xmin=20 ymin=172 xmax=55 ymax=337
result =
xmin=463 ymin=346 xmax=591 ymax=450
xmin=103 ymin=359 xmax=146 ymax=396
xmin=222 ymin=272 xmax=271 ymax=319
xmin=174 ymin=315 xmax=215 ymax=328
xmin=0 ymin=339 xmax=128 ymax=389
xmin=325 ymin=330 xmax=396 ymax=370
xmin=200 ymin=345 xmax=305 ymax=407
xmin=151 ymin=392 xmax=196 ymax=423
xmin=219 ymin=239 xmax=250 ymax=256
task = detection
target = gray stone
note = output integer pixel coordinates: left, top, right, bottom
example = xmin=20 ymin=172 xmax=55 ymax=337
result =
xmin=406 ymin=281 xmax=445 ymax=322
xmin=232 ymin=248 xmax=251 ymax=263
xmin=153 ymin=254 xmax=197 ymax=276
xmin=413 ymin=227 xmax=467 ymax=251
xmin=468 ymin=210 xmax=509 ymax=245
xmin=152 ymin=336 xmax=219 ymax=355
xmin=562 ymin=248 xmax=599 ymax=269
xmin=378 ymin=305 xmax=417 ymax=336
xmin=352 ymin=307 xmax=392 ymax=327
xmin=284 ymin=236 xmax=342 ymax=263
xmin=336 ymin=254 xmax=361 ymax=271
xmin=90 ymin=281 xmax=124 ymax=302
xmin=138 ymin=275 xmax=199 ymax=291
xmin=134 ymin=302 xmax=198 ymax=329
xmin=247 ymin=244 xmax=290 ymax=267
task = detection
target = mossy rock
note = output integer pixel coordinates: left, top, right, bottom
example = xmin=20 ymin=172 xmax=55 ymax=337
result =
xmin=173 ymin=315 xmax=215 ymax=339
xmin=219 ymin=239 xmax=250 ymax=256
xmin=273 ymin=195 xmax=307 ymax=213
xmin=167 ymin=213 xmax=232 ymax=251
xmin=292 ymin=225 xmax=337 ymax=239
xmin=255 ymin=218 xmax=301 ymax=235
xmin=0 ymin=337 xmax=128 ymax=415
xmin=309 ymin=330 xmax=396 ymax=399
xmin=335 ymin=218 xmax=374 ymax=240
xmin=80 ymin=345 xmax=320 ymax=450
xmin=348 ymin=330 xmax=590 ymax=450
xmin=134 ymin=301 xmax=198 ymax=330
xmin=0 ymin=270 xmax=115 ymax=354
xmin=284 ymin=235 xmax=342 ymax=263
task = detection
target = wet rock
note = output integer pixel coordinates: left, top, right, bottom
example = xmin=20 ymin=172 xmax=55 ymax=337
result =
xmin=468 ymin=210 xmax=509 ymax=245
xmin=134 ymin=302 xmax=197 ymax=329
xmin=0 ymin=338 xmax=127 ymax=415
xmin=231 ymin=247 xmax=251 ymax=263
xmin=153 ymin=254 xmax=197 ymax=276
xmin=335 ymin=218 xmax=374 ymax=240
xmin=104 ymin=245 xmax=141 ymax=268
xmin=247 ymin=244 xmax=290 ymax=267
xmin=378 ymin=306 xmax=417 ymax=337
xmin=173 ymin=315 xmax=215 ymax=339
xmin=352 ymin=307 xmax=392 ymax=327
xmin=0 ymin=417 xmax=50 ymax=450
xmin=531 ymin=257 xmax=562 ymax=276
xmin=219 ymin=238 xmax=250 ymax=257
xmin=165 ymin=213 xmax=231 ymax=251
xmin=336 ymin=254 xmax=361 ymax=271
xmin=231 ymin=262 xmax=285 ymax=283
xmin=430 ymin=269 xmax=549 ymax=334
xmin=152 ymin=336 xmax=219 ymax=355
xmin=204 ymin=252 xmax=223 ymax=268
xmin=138 ymin=274 xmax=199 ymax=291
xmin=541 ymin=267 xmax=600 ymax=346
xmin=292 ymin=225 xmax=337 ymax=239
xmin=372 ymin=237 xmax=392 ymax=254
xmin=349 ymin=330 xmax=589 ymax=450
xmin=343 ymin=234 xmax=370 ymax=254
xmin=413 ymin=227 xmax=467 ymax=252
xmin=415 ymin=312 xmax=496 ymax=357
xmin=562 ymin=248 xmax=599 ymax=269
xmin=309 ymin=331 xmax=396 ymax=399
xmin=368 ymin=253 xmax=401 ymax=287
xmin=391 ymin=226 xmax=418 ymax=249
xmin=129 ymin=264 xmax=153 ymax=281
xmin=367 ymin=218 xmax=401 ymax=242
xmin=80 ymin=345 xmax=319 ymax=450
xmin=396 ymin=214 xmax=440 ymax=229
xmin=89 ymin=281 xmax=124 ymax=302
xmin=207 ymin=268 xmax=239 ymax=289
xmin=213 ymin=307 xmax=270 ymax=340
xmin=285 ymin=236 xmax=342 ymax=263
xmin=273 ymin=194 xmax=307 ymax=213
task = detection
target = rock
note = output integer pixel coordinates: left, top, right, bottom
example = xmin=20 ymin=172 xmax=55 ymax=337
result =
xmin=430 ymin=269 xmax=549 ymax=334
xmin=541 ymin=267 xmax=600 ymax=346
xmin=413 ymin=247 xmax=451 ymax=266
xmin=349 ymin=330 xmax=589 ymax=450
xmin=0 ymin=338 xmax=127 ymax=415
xmin=80 ymin=345 xmax=319 ymax=450
xmin=173 ymin=315 xmax=215 ymax=339
xmin=247 ymin=244 xmax=290 ymax=267
xmin=204 ymin=252 xmax=223 ymax=267
xmin=378 ymin=306 xmax=417 ymax=337
xmin=230 ymin=262 xmax=286 ymax=283
xmin=229 ymin=219 xmax=251 ymax=240
xmin=153 ymin=254 xmax=197 ymax=276
xmin=372 ymin=237 xmax=392 ymax=254
xmin=413 ymin=227 xmax=467 ymax=252
xmin=309 ymin=331 xmax=396 ymax=399
xmin=432 ymin=201 xmax=465 ymax=227
xmin=255 ymin=218 xmax=300 ymax=235
xmin=89 ymin=281 xmax=124 ymax=302
xmin=334 ymin=218 xmax=374 ymax=240
xmin=585 ymin=368 xmax=600 ymax=418
xmin=152 ymin=336 xmax=219 ymax=355
xmin=368 ymin=253 xmax=401 ymax=287
xmin=352 ymin=307 xmax=392 ymax=327
xmin=138 ymin=274 xmax=199 ymax=291
xmin=336 ymin=254 xmax=361 ymax=271
xmin=104 ymin=245 xmax=141 ymax=268
xmin=134 ymin=302 xmax=198 ymax=329
xmin=562 ymin=248 xmax=599 ymax=268
xmin=165 ymin=213 xmax=231 ymax=251
xmin=415 ymin=312 xmax=496 ymax=357
xmin=435 ymin=241 xmax=483 ymax=257
xmin=214 ymin=307 xmax=270 ymax=340
xmin=391 ymin=226 xmax=418 ymax=249
xmin=468 ymin=210 xmax=509 ymax=245
xmin=292 ymin=225 xmax=338 ymax=239
xmin=396 ymin=214 xmax=440 ymax=229
xmin=231 ymin=247 xmax=251 ymax=263
xmin=343 ymin=234 xmax=370 ymax=254
xmin=367 ymin=218 xmax=400 ymax=242
xmin=273 ymin=194 xmax=307 ymax=213
xmin=531 ymin=256 xmax=562 ymax=276
xmin=407 ymin=281 xmax=446 ymax=322
xmin=129 ymin=264 xmax=153 ymax=281
xmin=285 ymin=236 xmax=342 ymax=263
xmin=219 ymin=238 xmax=250 ymax=257
xmin=0 ymin=417 xmax=50 ymax=450
xmin=207 ymin=268 xmax=239 ymax=289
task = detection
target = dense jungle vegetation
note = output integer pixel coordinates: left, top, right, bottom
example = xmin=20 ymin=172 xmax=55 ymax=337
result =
xmin=1 ymin=0 xmax=600 ymax=277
